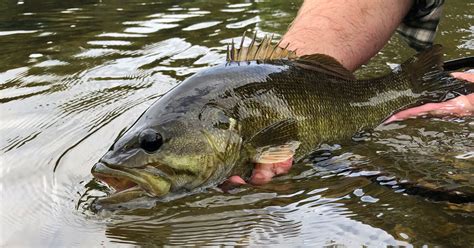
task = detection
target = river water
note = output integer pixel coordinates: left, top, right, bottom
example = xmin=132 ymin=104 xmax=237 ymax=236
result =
xmin=1 ymin=0 xmax=473 ymax=247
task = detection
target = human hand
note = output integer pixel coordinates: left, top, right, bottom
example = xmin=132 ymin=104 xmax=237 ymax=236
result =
xmin=384 ymin=72 xmax=474 ymax=124
xmin=220 ymin=157 xmax=293 ymax=191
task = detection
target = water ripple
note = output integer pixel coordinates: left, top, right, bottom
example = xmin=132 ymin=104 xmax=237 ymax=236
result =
xmin=226 ymin=16 xmax=261 ymax=29
xmin=0 ymin=30 xmax=37 ymax=36
xmin=1 ymin=0 xmax=473 ymax=247
xmin=87 ymin=40 xmax=132 ymax=46
xmin=183 ymin=21 xmax=221 ymax=31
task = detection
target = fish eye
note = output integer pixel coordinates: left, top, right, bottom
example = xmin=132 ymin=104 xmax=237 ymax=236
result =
xmin=139 ymin=129 xmax=163 ymax=153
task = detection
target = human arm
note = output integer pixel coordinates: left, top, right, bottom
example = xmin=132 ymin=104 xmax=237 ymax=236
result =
xmin=280 ymin=0 xmax=413 ymax=71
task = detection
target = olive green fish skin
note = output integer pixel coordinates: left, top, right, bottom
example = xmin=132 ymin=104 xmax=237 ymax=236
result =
xmin=170 ymin=60 xmax=419 ymax=157
xmin=92 ymin=49 xmax=458 ymax=200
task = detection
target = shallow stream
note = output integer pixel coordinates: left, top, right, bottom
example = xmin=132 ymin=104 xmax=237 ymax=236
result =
xmin=1 ymin=0 xmax=473 ymax=246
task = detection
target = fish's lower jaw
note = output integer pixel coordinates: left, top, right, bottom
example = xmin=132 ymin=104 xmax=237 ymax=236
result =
xmin=93 ymin=173 xmax=138 ymax=192
xmin=96 ymin=187 xmax=148 ymax=205
xmin=144 ymin=177 xmax=171 ymax=197
xmin=92 ymin=162 xmax=171 ymax=201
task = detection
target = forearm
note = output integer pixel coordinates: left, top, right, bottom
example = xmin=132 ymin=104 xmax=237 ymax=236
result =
xmin=280 ymin=0 xmax=413 ymax=71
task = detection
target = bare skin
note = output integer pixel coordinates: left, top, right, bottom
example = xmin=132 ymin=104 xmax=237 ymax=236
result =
xmin=225 ymin=0 xmax=474 ymax=187
xmin=221 ymin=157 xmax=293 ymax=189
xmin=280 ymin=0 xmax=413 ymax=71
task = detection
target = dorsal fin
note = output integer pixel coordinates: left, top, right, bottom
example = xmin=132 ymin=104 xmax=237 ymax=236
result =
xmin=226 ymin=32 xmax=355 ymax=80
xmin=294 ymin=54 xmax=356 ymax=80
xmin=226 ymin=32 xmax=298 ymax=62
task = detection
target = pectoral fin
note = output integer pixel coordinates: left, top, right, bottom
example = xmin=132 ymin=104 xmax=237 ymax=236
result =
xmin=247 ymin=119 xmax=301 ymax=163
xmin=253 ymin=141 xmax=301 ymax=164
xmin=248 ymin=119 xmax=299 ymax=147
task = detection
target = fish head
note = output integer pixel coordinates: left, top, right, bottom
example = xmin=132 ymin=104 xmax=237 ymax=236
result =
xmin=91 ymin=105 xmax=243 ymax=203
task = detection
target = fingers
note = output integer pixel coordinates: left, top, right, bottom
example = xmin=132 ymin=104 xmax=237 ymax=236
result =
xmin=250 ymin=157 xmax=293 ymax=185
xmin=272 ymin=158 xmax=293 ymax=175
xmin=219 ymin=175 xmax=247 ymax=192
xmin=228 ymin=175 xmax=246 ymax=185
xmin=385 ymin=102 xmax=441 ymax=124
xmin=250 ymin=164 xmax=275 ymax=185
xmin=451 ymin=72 xmax=474 ymax=82
xmin=385 ymin=94 xmax=474 ymax=124
xmin=219 ymin=157 xmax=294 ymax=190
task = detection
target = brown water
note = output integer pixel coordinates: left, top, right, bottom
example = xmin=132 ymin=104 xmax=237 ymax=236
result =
xmin=1 ymin=0 xmax=473 ymax=247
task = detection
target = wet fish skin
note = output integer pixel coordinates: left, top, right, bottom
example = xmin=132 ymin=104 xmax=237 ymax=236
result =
xmin=91 ymin=45 xmax=468 ymax=201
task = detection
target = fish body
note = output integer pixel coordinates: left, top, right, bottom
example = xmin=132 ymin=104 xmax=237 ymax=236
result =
xmin=91 ymin=40 xmax=468 ymax=203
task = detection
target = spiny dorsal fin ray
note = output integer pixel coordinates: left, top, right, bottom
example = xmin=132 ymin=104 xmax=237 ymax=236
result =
xmin=227 ymin=32 xmax=355 ymax=80
xmin=226 ymin=32 xmax=298 ymax=62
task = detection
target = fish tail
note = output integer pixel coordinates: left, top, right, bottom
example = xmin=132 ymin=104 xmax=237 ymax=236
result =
xmin=400 ymin=45 xmax=472 ymax=103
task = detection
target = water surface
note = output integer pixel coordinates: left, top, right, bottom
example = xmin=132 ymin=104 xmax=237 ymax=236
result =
xmin=1 ymin=0 xmax=473 ymax=246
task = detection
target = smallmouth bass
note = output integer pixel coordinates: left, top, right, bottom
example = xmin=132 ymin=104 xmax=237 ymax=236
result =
xmin=91 ymin=35 xmax=471 ymax=204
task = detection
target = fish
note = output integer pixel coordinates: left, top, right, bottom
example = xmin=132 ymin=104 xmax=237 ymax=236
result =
xmin=91 ymin=34 xmax=471 ymax=204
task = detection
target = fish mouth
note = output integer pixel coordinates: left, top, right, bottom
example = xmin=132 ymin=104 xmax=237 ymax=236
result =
xmin=91 ymin=162 xmax=171 ymax=204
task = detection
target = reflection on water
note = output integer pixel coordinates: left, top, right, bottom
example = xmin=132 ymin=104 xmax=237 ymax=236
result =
xmin=0 ymin=0 xmax=473 ymax=247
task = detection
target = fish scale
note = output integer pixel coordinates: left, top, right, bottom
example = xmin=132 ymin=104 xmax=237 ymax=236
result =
xmin=213 ymin=62 xmax=408 ymax=157
xmin=91 ymin=41 xmax=471 ymax=203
